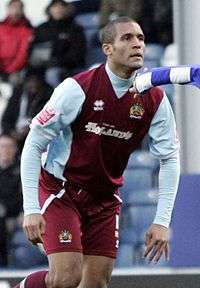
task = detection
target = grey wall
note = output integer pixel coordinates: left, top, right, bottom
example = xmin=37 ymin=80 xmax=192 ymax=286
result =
xmin=173 ymin=0 xmax=200 ymax=173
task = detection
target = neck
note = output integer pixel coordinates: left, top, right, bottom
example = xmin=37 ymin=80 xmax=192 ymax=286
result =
xmin=107 ymin=61 xmax=135 ymax=79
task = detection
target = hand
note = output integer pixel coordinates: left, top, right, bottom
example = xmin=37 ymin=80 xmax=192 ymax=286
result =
xmin=23 ymin=213 xmax=46 ymax=245
xmin=144 ymin=224 xmax=170 ymax=263
xmin=129 ymin=86 xmax=138 ymax=94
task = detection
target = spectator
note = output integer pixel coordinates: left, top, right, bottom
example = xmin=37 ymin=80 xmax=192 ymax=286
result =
xmin=0 ymin=134 xmax=22 ymax=266
xmin=1 ymin=72 xmax=53 ymax=150
xmin=153 ymin=0 xmax=173 ymax=46
xmin=73 ymin=0 xmax=101 ymax=14
xmin=30 ymin=0 xmax=87 ymax=87
xmin=100 ymin=0 xmax=143 ymax=28
xmin=99 ymin=0 xmax=173 ymax=46
xmin=0 ymin=0 xmax=33 ymax=85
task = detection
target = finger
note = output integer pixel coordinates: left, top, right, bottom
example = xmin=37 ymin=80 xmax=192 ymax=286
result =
xmin=144 ymin=240 xmax=157 ymax=257
xmin=153 ymin=242 xmax=167 ymax=263
xmin=26 ymin=224 xmax=43 ymax=244
xmin=32 ymin=224 xmax=44 ymax=243
xmin=148 ymin=241 xmax=164 ymax=262
xmin=165 ymin=242 xmax=170 ymax=261
xmin=40 ymin=220 xmax=46 ymax=235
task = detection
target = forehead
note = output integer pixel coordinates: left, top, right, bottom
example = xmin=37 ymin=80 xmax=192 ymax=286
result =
xmin=114 ymin=22 xmax=143 ymax=38
xmin=8 ymin=2 xmax=23 ymax=9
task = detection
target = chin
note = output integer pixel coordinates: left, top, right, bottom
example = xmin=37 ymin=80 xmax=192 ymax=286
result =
xmin=129 ymin=63 xmax=143 ymax=71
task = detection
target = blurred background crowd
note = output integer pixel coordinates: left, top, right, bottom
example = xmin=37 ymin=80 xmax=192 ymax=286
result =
xmin=0 ymin=0 xmax=175 ymax=269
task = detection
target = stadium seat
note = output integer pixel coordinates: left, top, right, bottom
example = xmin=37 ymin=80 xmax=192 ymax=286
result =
xmin=76 ymin=12 xmax=99 ymax=30
xmin=115 ymin=243 xmax=135 ymax=267
xmin=75 ymin=12 xmax=99 ymax=44
xmin=121 ymin=168 xmax=154 ymax=196
xmin=119 ymin=226 xmax=137 ymax=245
xmin=9 ymin=229 xmax=48 ymax=268
xmin=130 ymin=205 xmax=157 ymax=240
xmin=144 ymin=44 xmax=165 ymax=67
xmin=121 ymin=151 xmax=159 ymax=198
xmin=86 ymin=47 xmax=105 ymax=67
xmin=75 ymin=12 xmax=106 ymax=67
xmin=125 ymin=188 xmax=158 ymax=206
xmin=127 ymin=150 xmax=159 ymax=170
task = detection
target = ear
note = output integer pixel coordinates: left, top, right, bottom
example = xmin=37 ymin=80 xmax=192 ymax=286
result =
xmin=102 ymin=43 xmax=113 ymax=57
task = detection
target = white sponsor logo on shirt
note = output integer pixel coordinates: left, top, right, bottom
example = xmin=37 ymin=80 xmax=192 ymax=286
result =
xmin=93 ymin=100 xmax=104 ymax=111
xmin=85 ymin=122 xmax=133 ymax=140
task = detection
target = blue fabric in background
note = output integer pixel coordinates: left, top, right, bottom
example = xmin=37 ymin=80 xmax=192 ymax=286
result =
xmin=170 ymin=174 xmax=200 ymax=267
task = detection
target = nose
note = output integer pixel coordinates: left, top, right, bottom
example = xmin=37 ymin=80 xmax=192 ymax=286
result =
xmin=132 ymin=36 xmax=142 ymax=48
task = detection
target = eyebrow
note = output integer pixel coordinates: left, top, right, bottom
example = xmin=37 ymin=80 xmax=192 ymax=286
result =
xmin=120 ymin=33 xmax=132 ymax=39
xmin=120 ymin=32 xmax=145 ymax=40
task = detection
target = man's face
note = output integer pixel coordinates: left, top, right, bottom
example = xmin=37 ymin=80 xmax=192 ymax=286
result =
xmin=49 ymin=3 xmax=74 ymax=20
xmin=106 ymin=22 xmax=145 ymax=72
xmin=7 ymin=1 xmax=24 ymax=21
xmin=0 ymin=136 xmax=17 ymax=169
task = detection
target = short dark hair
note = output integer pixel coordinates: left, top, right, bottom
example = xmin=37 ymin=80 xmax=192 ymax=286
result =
xmin=99 ymin=16 xmax=136 ymax=44
xmin=45 ymin=0 xmax=69 ymax=16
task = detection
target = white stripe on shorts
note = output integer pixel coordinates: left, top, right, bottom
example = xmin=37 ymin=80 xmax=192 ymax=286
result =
xmin=40 ymin=189 xmax=65 ymax=215
xmin=115 ymin=214 xmax=119 ymax=230
xmin=20 ymin=278 xmax=26 ymax=288
xmin=114 ymin=193 xmax=123 ymax=203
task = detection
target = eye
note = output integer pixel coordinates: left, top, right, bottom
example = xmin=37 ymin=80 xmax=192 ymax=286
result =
xmin=138 ymin=35 xmax=145 ymax=41
xmin=124 ymin=34 xmax=132 ymax=40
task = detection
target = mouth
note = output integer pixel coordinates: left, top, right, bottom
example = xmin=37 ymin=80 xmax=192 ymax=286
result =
xmin=130 ymin=53 xmax=143 ymax=59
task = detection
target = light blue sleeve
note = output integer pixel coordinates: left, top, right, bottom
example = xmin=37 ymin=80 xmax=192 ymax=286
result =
xmin=148 ymin=95 xmax=180 ymax=228
xmin=153 ymin=156 xmax=180 ymax=227
xmin=21 ymin=78 xmax=85 ymax=215
xmin=149 ymin=95 xmax=179 ymax=159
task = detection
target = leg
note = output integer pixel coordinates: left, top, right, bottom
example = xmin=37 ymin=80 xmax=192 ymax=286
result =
xmin=14 ymin=252 xmax=83 ymax=288
xmin=79 ymin=193 xmax=121 ymax=288
xmin=46 ymin=252 xmax=83 ymax=288
xmin=78 ymin=255 xmax=114 ymax=288
xmin=14 ymin=173 xmax=84 ymax=288
xmin=40 ymin=174 xmax=84 ymax=287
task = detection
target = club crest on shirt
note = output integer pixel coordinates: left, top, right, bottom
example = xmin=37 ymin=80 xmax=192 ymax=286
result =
xmin=129 ymin=103 xmax=145 ymax=119
xmin=58 ymin=230 xmax=72 ymax=243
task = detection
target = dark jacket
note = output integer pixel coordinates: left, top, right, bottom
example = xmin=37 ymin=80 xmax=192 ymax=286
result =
xmin=31 ymin=17 xmax=87 ymax=69
xmin=0 ymin=162 xmax=22 ymax=218
xmin=2 ymin=82 xmax=52 ymax=134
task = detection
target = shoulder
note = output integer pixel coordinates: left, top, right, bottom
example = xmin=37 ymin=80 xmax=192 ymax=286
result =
xmin=148 ymin=86 xmax=165 ymax=102
xmin=35 ymin=21 xmax=49 ymax=31
xmin=51 ymin=77 xmax=86 ymax=107
xmin=72 ymin=21 xmax=85 ymax=32
xmin=73 ymin=64 xmax=105 ymax=92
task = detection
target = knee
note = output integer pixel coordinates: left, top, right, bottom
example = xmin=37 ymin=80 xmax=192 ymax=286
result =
xmin=46 ymin=269 xmax=81 ymax=288
xmin=96 ymin=275 xmax=111 ymax=288
xmin=86 ymin=272 xmax=111 ymax=288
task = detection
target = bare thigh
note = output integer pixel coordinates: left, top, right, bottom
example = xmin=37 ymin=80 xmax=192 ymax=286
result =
xmin=78 ymin=255 xmax=115 ymax=288
xmin=46 ymin=252 xmax=83 ymax=288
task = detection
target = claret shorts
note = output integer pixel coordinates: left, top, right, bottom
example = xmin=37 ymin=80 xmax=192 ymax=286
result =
xmin=39 ymin=169 xmax=122 ymax=258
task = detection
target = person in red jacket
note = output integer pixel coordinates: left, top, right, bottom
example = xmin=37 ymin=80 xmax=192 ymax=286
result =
xmin=0 ymin=0 xmax=33 ymax=84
